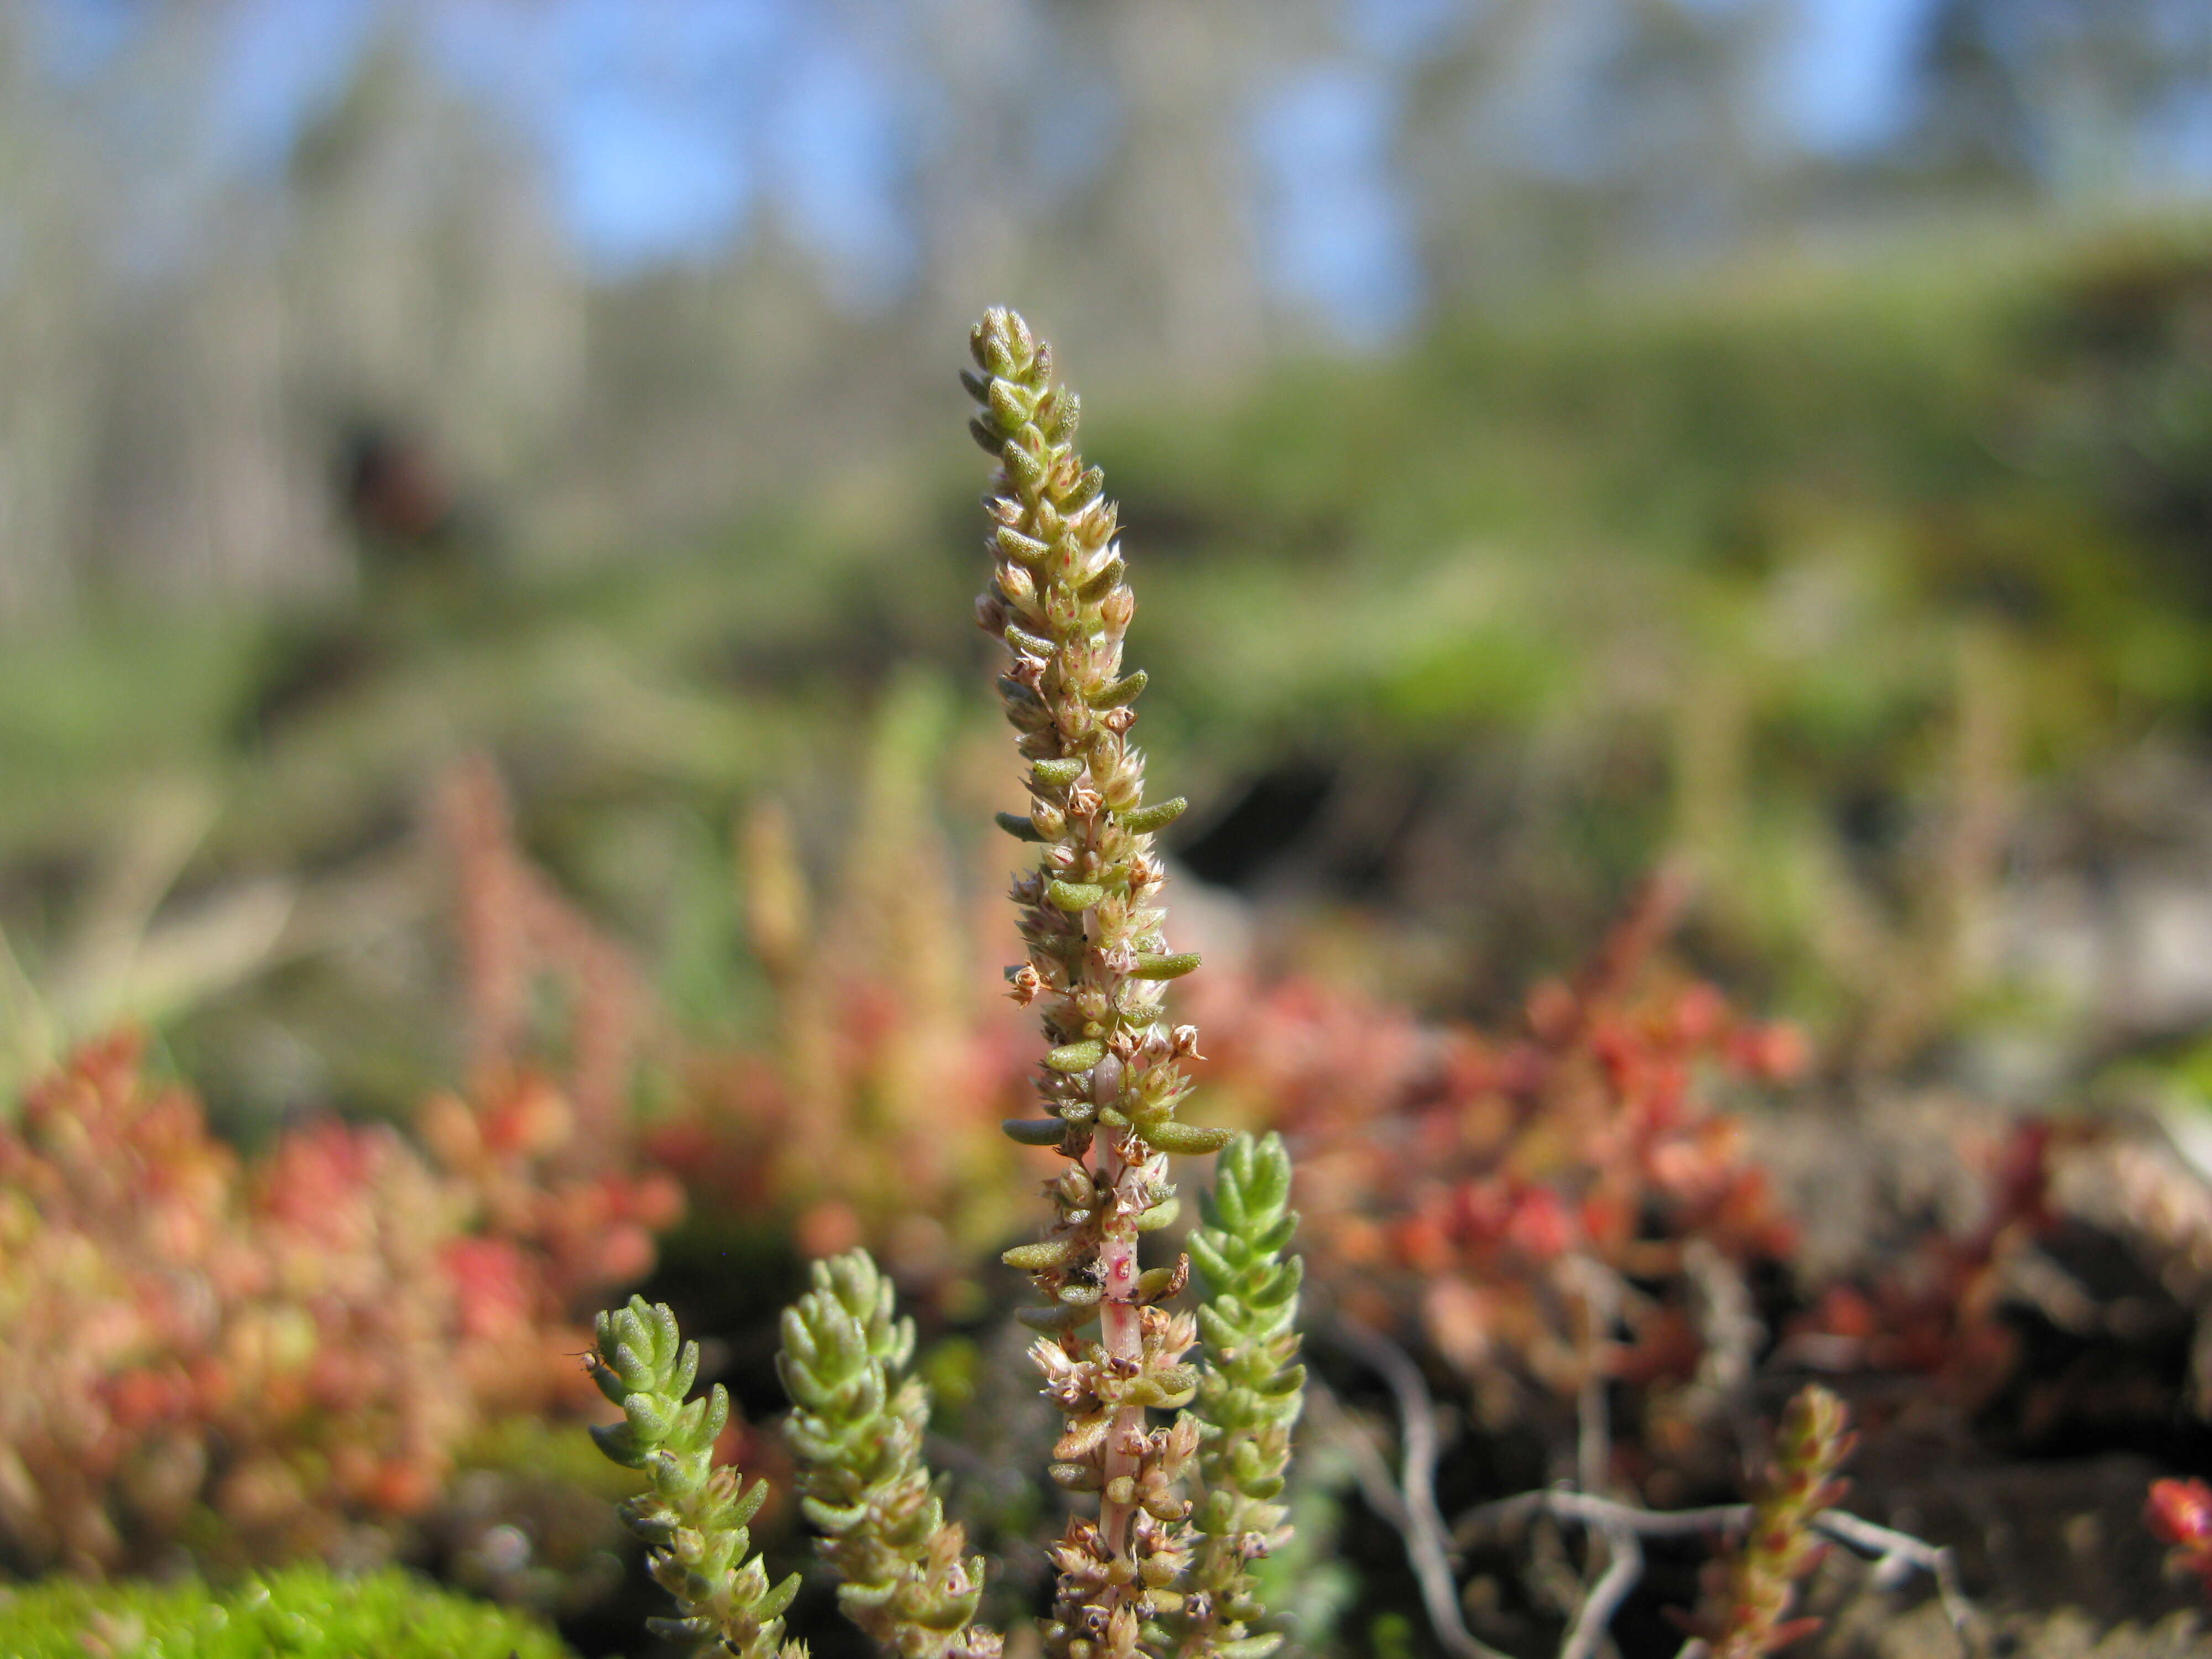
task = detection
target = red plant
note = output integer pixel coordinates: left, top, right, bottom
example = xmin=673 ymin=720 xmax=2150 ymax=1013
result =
xmin=0 ymin=1030 xmax=675 ymax=1577
xmin=1783 ymin=1118 xmax=2057 ymax=1412
xmin=440 ymin=757 xmax=645 ymax=1165
xmin=2148 ymin=1477 xmax=2212 ymax=1604
xmin=1190 ymin=875 xmax=1802 ymax=1473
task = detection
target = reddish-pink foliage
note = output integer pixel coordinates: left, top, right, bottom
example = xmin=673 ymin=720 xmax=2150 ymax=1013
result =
xmin=2148 ymin=1477 xmax=2212 ymax=1603
xmin=1183 ymin=880 xmax=1801 ymax=1457
xmin=1785 ymin=1119 xmax=2057 ymax=1408
xmin=0 ymin=1032 xmax=676 ymax=1575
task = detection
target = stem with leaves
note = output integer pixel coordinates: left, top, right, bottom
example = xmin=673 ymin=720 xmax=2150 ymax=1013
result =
xmin=778 ymin=1251 xmax=1001 ymax=1659
xmin=587 ymin=1296 xmax=805 ymax=1659
xmin=967 ymin=306 xmax=1238 ymax=1659
xmin=1181 ymin=1133 xmax=1306 ymax=1659
xmin=1686 ymin=1385 xmax=1856 ymax=1659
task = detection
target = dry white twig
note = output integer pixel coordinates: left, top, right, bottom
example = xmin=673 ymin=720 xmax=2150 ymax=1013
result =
xmin=1461 ymin=1489 xmax=1978 ymax=1657
xmin=1328 ymin=1320 xmax=1512 ymax=1659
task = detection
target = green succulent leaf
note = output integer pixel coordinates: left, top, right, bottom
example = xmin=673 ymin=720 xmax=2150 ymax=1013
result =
xmin=776 ymin=1250 xmax=995 ymax=1659
xmin=1046 ymin=879 xmax=1107 ymax=912
xmin=1045 ymin=1038 xmax=1107 ymax=1073
xmin=1129 ymin=951 xmax=1202 ymax=980
xmin=1135 ymin=1117 xmax=1236 ymax=1155
xmin=586 ymin=1299 xmax=801 ymax=1659
xmin=1121 ymin=797 xmax=1188 ymax=833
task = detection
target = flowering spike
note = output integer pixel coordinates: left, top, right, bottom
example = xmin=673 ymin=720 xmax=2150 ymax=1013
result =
xmin=967 ymin=308 xmax=1272 ymax=1659
xmin=1687 ymin=1385 xmax=1856 ymax=1658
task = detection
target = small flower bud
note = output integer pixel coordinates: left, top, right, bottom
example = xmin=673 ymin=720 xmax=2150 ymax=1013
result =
xmin=987 ymin=378 xmax=1031 ymax=434
xmin=1056 ymin=1167 xmax=1098 ymax=1209
xmin=1045 ymin=587 xmax=1084 ymax=635
xmin=1091 ymin=1052 xmax=1124 ymax=1108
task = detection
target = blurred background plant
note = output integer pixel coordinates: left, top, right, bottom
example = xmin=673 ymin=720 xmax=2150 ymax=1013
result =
xmin=7 ymin=0 xmax=2212 ymax=1654
xmin=0 ymin=1562 xmax=578 ymax=1658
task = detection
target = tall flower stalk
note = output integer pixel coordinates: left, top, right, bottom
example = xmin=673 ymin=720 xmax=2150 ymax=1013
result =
xmin=966 ymin=306 xmax=1269 ymax=1659
xmin=1686 ymin=1384 xmax=1856 ymax=1659
xmin=591 ymin=309 xmax=1302 ymax=1659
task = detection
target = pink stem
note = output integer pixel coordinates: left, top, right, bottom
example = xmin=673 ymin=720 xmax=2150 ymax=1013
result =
xmin=1095 ymin=1134 xmax=1144 ymax=1562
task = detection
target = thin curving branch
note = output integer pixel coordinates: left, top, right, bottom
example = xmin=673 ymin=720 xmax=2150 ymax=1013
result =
xmin=1462 ymin=1489 xmax=1750 ymax=1543
xmin=1810 ymin=1509 xmax=1976 ymax=1651
xmin=1462 ymin=1489 xmax=1978 ymax=1659
xmin=1327 ymin=1319 xmax=1513 ymax=1659
xmin=1559 ymin=1522 xmax=1640 ymax=1659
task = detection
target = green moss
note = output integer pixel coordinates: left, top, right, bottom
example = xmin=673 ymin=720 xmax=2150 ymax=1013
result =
xmin=0 ymin=1565 xmax=576 ymax=1658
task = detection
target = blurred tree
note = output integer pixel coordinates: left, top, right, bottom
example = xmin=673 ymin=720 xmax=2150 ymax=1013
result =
xmin=1394 ymin=0 xmax=1792 ymax=308
xmin=1911 ymin=0 xmax=2212 ymax=196
xmin=0 ymin=10 xmax=105 ymax=627
xmin=3 ymin=0 xmax=2209 ymax=624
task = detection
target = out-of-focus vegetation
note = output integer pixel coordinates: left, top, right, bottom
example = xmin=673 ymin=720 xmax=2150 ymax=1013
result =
xmin=0 ymin=1563 xmax=576 ymax=1657
xmin=9 ymin=2 xmax=2212 ymax=1655
xmin=11 ymin=221 xmax=2212 ymax=1105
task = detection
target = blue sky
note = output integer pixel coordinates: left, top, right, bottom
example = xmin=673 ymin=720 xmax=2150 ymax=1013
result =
xmin=39 ymin=0 xmax=1946 ymax=339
